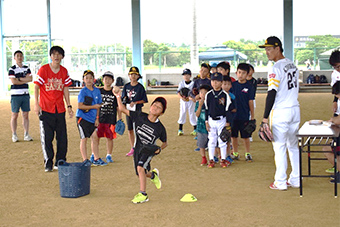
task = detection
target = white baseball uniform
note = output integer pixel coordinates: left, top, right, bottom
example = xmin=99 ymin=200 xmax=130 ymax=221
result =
xmin=268 ymin=58 xmax=300 ymax=190
xmin=177 ymin=80 xmax=197 ymax=126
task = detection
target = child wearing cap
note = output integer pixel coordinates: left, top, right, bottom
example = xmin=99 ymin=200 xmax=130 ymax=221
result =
xmin=114 ymin=89 xmax=167 ymax=204
xmin=204 ymin=72 xmax=231 ymax=168
xmin=230 ymin=63 xmax=255 ymax=162
xmin=177 ymin=68 xmax=197 ymax=136
xmin=76 ymin=70 xmax=106 ymax=166
xmin=122 ymin=66 xmax=148 ymax=156
xmin=91 ymin=71 xmax=122 ymax=164
xmin=246 ymin=64 xmax=257 ymax=143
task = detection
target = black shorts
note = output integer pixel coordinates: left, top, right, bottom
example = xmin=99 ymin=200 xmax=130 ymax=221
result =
xmin=134 ymin=150 xmax=154 ymax=175
xmin=231 ymin=120 xmax=251 ymax=139
xmin=77 ymin=117 xmax=96 ymax=139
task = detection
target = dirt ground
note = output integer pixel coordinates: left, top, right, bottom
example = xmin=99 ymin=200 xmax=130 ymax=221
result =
xmin=0 ymin=93 xmax=339 ymax=227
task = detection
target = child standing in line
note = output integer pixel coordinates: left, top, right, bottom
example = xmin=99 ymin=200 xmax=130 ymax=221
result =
xmin=205 ymin=72 xmax=231 ymax=168
xmin=177 ymin=68 xmax=197 ymax=136
xmin=91 ymin=71 xmax=122 ymax=164
xmin=217 ymin=61 xmax=235 ymax=82
xmin=195 ymin=84 xmax=212 ymax=165
xmin=230 ymin=63 xmax=255 ymax=162
xmin=76 ymin=70 xmax=106 ymax=166
xmin=222 ymin=75 xmax=237 ymax=165
xmin=122 ymin=66 xmax=148 ymax=156
xmin=115 ymin=90 xmax=168 ymax=204
xmin=246 ymin=64 xmax=257 ymax=142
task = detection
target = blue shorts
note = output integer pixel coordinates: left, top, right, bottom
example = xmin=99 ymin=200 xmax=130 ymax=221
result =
xmin=11 ymin=95 xmax=30 ymax=113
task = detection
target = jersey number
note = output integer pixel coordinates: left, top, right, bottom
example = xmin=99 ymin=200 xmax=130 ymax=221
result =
xmin=287 ymin=71 xmax=297 ymax=90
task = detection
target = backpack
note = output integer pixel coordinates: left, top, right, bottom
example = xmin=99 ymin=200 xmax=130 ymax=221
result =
xmin=306 ymin=74 xmax=315 ymax=84
xmin=314 ymin=75 xmax=320 ymax=83
xmin=116 ymin=77 xmax=124 ymax=86
xmin=319 ymin=75 xmax=328 ymax=83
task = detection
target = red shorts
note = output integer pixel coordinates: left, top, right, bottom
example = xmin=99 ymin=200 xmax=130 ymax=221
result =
xmin=97 ymin=123 xmax=117 ymax=140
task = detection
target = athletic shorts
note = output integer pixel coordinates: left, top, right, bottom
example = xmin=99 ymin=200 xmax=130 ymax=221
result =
xmin=97 ymin=123 xmax=116 ymax=140
xmin=11 ymin=95 xmax=30 ymax=113
xmin=77 ymin=117 xmax=96 ymax=139
xmin=197 ymin=132 xmax=208 ymax=149
xmin=231 ymin=120 xmax=251 ymax=139
xmin=134 ymin=150 xmax=153 ymax=175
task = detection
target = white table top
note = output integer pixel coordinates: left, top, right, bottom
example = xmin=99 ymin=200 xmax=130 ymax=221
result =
xmin=297 ymin=121 xmax=340 ymax=137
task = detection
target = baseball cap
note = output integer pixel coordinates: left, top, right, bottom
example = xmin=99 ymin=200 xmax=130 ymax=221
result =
xmin=210 ymin=72 xmax=223 ymax=81
xmin=259 ymin=36 xmax=282 ymax=49
xmin=102 ymin=71 xmax=114 ymax=79
xmin=201 ymin=63 xmax=210 ymax=70
xmin=152 ymin=97 xmax=167 ymax=113
xmin=83 ymin=69 xmax=94 ymax=77
xmin=128 ymin=66 xmax=142 ymax=78
xmin=182 ymin=68 xmax=192 ymax=75
xmin=210 ymin=63 xmax=218 ymax=68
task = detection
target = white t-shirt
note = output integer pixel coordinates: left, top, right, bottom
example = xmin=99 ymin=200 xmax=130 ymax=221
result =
xmin=267 ymin=58 xmax=300 ymax=109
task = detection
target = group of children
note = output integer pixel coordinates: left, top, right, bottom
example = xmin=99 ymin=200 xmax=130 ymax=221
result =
xmin=177 ymin=62 xmax=257 ymax=168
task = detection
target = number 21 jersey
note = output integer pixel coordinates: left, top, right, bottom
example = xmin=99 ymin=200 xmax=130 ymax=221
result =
xmin=267 ymin=58 xmax=299 ymax=109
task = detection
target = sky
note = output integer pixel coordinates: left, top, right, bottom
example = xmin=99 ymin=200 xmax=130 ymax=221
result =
xmin=2 ymin=0 xmax=340 ymax=48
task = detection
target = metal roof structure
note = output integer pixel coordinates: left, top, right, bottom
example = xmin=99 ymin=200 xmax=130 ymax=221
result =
xmin=0 ymin=0 xmax=294 ymax=93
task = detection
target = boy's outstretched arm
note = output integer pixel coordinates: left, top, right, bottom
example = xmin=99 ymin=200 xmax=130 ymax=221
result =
xmin=113 ymin=89 xmax=130 ymax=116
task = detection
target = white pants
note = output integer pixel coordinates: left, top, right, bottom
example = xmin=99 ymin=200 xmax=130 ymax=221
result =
xmin=271 ymin=106 xmax=300 ymax=189
xmin=208 ymin=117 xmax=227 ymax=160
xmin=177 ymin=99 xmax=197 ymax=126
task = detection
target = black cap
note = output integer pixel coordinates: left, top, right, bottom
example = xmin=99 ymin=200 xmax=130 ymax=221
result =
xmin=182 ymin=68 xmax=192 ymax=75
xmin=210 ymin=72 xmax=223 ymax=81
xmin=102 ymin=71 xmax=114 ymax=79
xmin=201 ymin=63 xmax=210 ymax=70
xmin=129 ymin=66 xmax=141 ymax=78
xmin=259 ymin=36 xmax=282 ymax=49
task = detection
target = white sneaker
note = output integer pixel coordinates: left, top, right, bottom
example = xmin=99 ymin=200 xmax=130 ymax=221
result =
xmin=12 ymin=134 xmax=18 ymax=142
xmin=24 ymin=135 xmax=33 ymax=141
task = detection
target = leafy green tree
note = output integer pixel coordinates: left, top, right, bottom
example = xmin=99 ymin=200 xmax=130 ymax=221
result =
xmin=143 ymin=39 xmax=158 ymax=65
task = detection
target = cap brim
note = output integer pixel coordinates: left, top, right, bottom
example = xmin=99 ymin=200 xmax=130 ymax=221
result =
xmin=259 ymin=44 xmax=275 ymax=48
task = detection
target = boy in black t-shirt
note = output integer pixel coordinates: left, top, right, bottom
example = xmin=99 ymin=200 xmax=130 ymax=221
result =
xmin=121 ymin=67 xmax=148 ymax=156
xmin=115 ymin=90 xmax=167 ymax=204
xmin=91 ymin=71 xmax=122 ymax=163
xmin=230 ymin=63 xmax=255 ymax=162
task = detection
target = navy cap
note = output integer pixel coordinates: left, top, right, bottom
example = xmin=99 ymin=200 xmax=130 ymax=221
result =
xmin=128 ymin=66 xmax=142 ymax=78
xmin=182 ymin=68 xmax=192 ymax=75
xmin=210 ymin=72 xmax=223 ymax=81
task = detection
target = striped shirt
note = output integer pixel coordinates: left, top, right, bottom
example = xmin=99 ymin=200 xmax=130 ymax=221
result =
xmin=8 ymin=64 xmax=31 ymax=96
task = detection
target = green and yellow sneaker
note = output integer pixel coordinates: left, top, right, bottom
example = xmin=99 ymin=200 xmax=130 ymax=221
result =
xmin=151 ymin=168 xmax=162 ymax=189
xmin=325 ymin=167 xmax=335 ymax=174
xmin=131 ymin=192 xmax=149 ymax=204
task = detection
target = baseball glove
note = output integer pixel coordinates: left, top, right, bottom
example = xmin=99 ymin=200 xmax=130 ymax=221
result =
xmin=179 ymin=87 xmax=190 ymax=98
xmin=115 ymin=119 xmax=125 ymax=135
xmin=243 ymin=119 xmax=256 ymax=135
xmin=258 ymin=122 xmax=274 ymax=142
xmin=219 ymin=126 xmax=231 ymax=143
xmin=192 ymin=87 xmax=199 ymax=96
xmin=139 ymin=144 xmax=161 ymax=156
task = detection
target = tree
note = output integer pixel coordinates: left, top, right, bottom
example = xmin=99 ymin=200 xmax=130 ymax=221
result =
xmin=143 ymin=39 xmax=158 ymax=65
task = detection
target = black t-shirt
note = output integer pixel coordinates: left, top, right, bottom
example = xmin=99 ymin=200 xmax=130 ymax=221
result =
xmin=129 ymin=111 xmax=167 ymax=154
xmin=122 ymin=82 xmax=148 ymax=111
xmin=99 ymin=88 xmax=118 ymax=124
